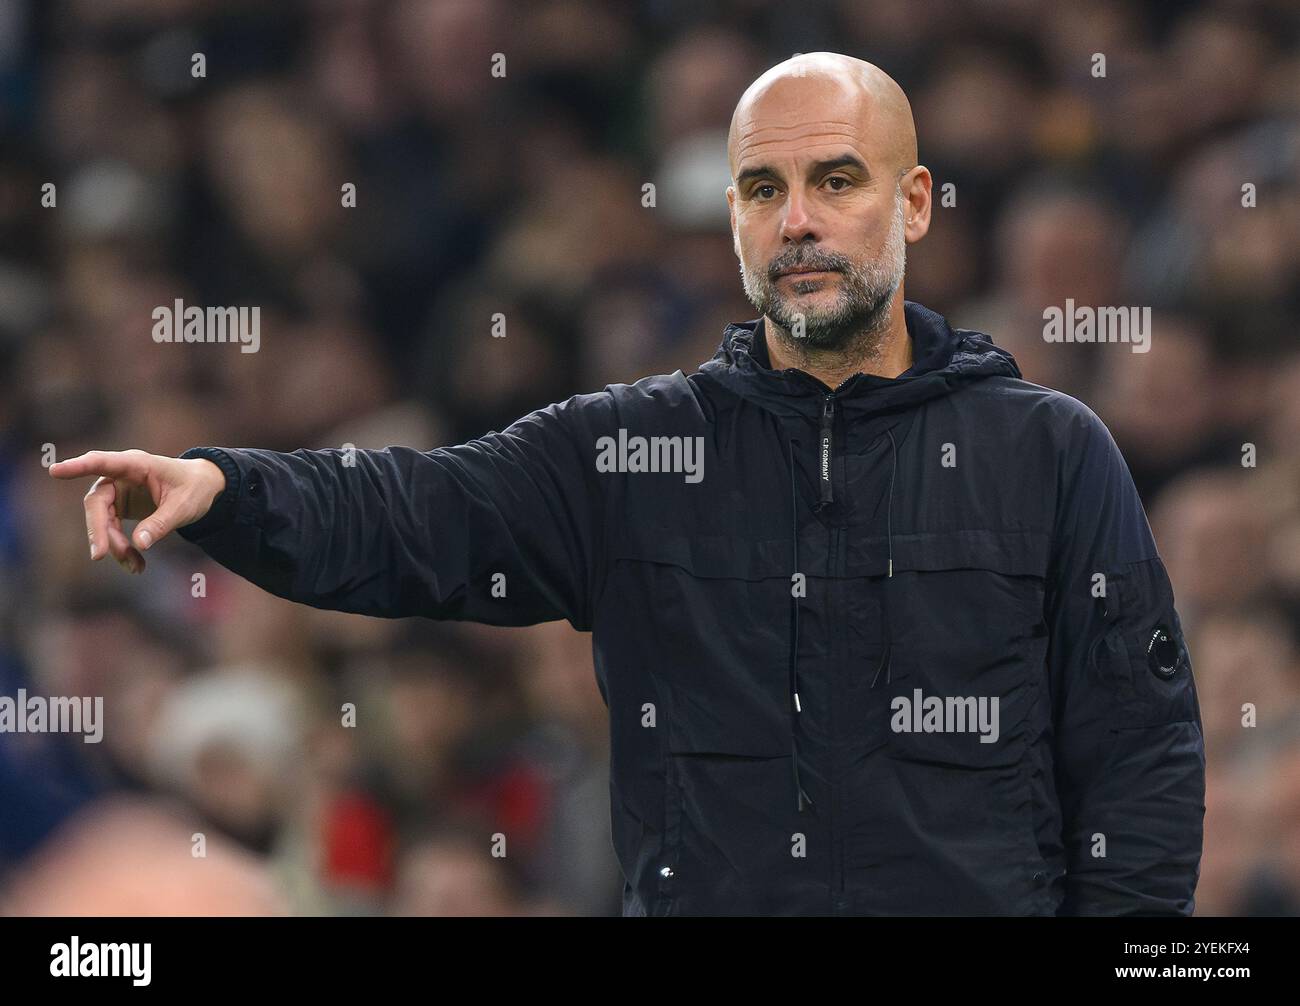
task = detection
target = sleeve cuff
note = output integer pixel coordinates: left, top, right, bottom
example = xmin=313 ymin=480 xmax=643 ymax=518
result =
xmin=176 ymin=447 xmax=242 ymax=541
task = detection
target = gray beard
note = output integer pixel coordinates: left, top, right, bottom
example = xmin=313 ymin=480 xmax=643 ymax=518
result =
xmin=740 ymin=192 xmax=907 ymax=363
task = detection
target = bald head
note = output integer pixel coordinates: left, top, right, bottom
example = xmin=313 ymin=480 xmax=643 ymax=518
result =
xmin=728 ymin=52 xmax=917 ymax=182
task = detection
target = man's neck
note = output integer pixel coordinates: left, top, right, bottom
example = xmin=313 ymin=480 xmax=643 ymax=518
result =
xmin=765 ymin=300 xmax=913 ymax=391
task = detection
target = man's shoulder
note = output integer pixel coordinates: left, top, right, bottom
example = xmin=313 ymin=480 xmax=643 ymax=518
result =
xmin=962 ymin=374 xmax=1114 ymax=447
xmin=508 ymin=371 xmax=708 ymax=443
xmin=599 ymin=370 xmax=712 ymax=421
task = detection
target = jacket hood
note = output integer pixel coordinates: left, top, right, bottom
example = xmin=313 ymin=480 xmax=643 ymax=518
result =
xmin=698 ymin=300 xmax=1022 ymax=421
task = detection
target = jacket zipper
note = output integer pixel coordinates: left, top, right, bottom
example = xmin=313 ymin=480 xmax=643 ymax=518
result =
xmin=816 ymin=392 xmax=846 ymax=904
xmin=819 ymin=395 xmax=834 ymax=505
xmin=808 ymin=385 xmax=851 ymax=905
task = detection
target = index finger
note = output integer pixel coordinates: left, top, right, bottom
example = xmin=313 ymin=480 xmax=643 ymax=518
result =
xmin=49 ymin=450 xmax=148 ymax=482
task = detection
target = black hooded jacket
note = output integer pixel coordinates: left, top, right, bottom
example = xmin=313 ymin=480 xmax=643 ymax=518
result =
xmin=177 ymin=300 xmax=1206 ymax=916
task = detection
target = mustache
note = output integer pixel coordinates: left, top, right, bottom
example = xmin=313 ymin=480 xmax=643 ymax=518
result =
xmin=766 ymin=249 xmax=852 ymax=279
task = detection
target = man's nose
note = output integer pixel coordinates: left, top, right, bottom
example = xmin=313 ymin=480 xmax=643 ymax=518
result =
xmin=779 ymin=188 xmax=819 ymax=244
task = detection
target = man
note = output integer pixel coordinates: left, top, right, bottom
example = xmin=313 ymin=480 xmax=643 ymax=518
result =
xmin=52 ymin=52 xmax=1205 ymax=916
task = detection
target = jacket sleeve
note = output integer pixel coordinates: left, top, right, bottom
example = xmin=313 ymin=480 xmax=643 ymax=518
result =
xmin=1045 ymin=402 xmax=1206 ymax=916
xmin=174 ymin=391 xmax=614 ymax=630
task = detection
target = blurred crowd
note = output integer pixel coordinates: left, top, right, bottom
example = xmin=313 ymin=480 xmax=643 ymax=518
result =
xmin=0 ymin=0 xmax=1298 ymax=915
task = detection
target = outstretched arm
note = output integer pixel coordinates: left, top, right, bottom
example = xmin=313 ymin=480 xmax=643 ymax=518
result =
xmin=54 ymin=392 xmax=615 ymax=630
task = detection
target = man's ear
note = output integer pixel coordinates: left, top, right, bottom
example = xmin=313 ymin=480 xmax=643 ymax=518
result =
xmin=901 ymin=166 xmax=933 ymax=244
xmin=726 ymin=185 xmax=740 ymax=259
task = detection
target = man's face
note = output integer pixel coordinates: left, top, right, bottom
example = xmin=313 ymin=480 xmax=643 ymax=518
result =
xmin=728 ymin=79 xmax=910 ymax=349
xmin=735 ymin=177 xmax=907 ymax=348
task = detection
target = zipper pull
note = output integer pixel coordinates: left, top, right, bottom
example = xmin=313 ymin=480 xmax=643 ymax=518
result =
xmin=819 ymin=396 xmax=834 ymax=505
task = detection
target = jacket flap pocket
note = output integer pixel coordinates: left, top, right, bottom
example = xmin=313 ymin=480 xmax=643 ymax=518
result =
xmin=607 ymin=525 xmax=792 ymax=757
xmin=611 ymin=525 xmax=794 ymax=581
xmin=874 ymin=529 xmax=1050 ymax=765
xmin=875 ymin=528 xmax=1051 ymax=577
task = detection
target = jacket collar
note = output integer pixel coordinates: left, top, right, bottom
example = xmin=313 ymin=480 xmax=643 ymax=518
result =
xmin=698 ymin=300 xmax=1022 ymax=422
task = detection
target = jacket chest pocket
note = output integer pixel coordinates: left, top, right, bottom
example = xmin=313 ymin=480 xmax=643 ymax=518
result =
xmin=870 ymin=529 xmax=1051 ymax=769
xmin=607 ymin=527 xmax=795 ymax=758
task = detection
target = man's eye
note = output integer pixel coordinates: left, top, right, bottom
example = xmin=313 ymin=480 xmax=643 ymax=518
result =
xmin=825 ymin=176 xmax=851 ymax=191
xmin=754 ymin=184 xmax=777 ymax=200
